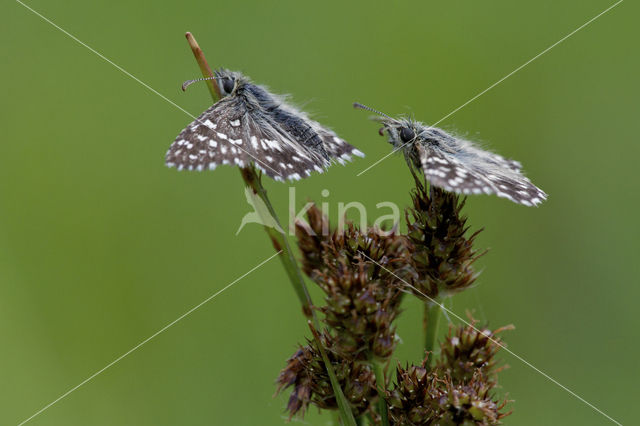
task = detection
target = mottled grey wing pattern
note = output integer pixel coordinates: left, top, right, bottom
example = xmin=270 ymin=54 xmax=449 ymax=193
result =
xmin=416 ymin=143 xmax=546 ymax=206
xmin=416 ymin=144 xmax=494 ymax=196
xmin=319 ymin=129 xmax=365 ymax=165
xmin=486 ymin=152 xmax=522 ymax=172
xmin=477 ymin=171 xmax=546 ymax=206
xmin=165 ymin=98 xmax=330 ymax=181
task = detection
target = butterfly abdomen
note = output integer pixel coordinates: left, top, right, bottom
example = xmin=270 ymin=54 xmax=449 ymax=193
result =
xmin=245 ymin=84 xmax=328 ymax=160
xmin=270 ymin=109 xmax=328 ymax=159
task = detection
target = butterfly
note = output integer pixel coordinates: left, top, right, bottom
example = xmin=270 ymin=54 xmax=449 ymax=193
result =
xmin=355 ymin=103 xmax=547 ymax=206
xmin=165 ymin=69 xmax=364 ymax=181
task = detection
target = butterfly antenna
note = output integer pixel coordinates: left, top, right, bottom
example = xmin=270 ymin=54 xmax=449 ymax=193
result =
xmin=182 ymin=76 xmax=216 ymax=92
xmin=181 ymin=75 xmax=232 ymax=92
xmin=353 ymin=102 xmax=395 ymax=120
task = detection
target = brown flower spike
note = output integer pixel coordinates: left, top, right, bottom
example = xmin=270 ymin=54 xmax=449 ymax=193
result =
xmin=275 ymin=331 xmax=378 ymax=418
xmin=387 ymin=364 xmax=510 ymax=425
xmin=406 ymin=177 xmax=485 ymax=300
xmin=438 ymin=318 xmax=514 ymax=384
xmin=277 ymin=177 xmax=513 ymax=423
xmin=296 ymin=205 xmax=414 ymax=359
xmin=387 ymin=321 xmax=512 ymax=426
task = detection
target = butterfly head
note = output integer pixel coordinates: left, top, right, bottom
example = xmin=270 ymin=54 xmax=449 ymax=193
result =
xmin=353 ymin=103 xmax=417 ymax=149
xmin=181 ymin=69 xmax=245 ymax=95
xmin=214 ymin=69 xmax=247 ymax=97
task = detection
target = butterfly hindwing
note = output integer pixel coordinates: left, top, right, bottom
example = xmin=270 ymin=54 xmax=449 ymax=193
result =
xmin=244 ymin=110 xmax=330 ymax=180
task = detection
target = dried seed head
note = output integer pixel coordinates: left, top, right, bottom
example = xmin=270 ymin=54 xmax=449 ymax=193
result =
xmin=296 ymin=204 xmax=415 ymax=359
xmin=275 ymin=331 xmax=378 ymax=419
xmin=387 ymin=361 xmax=510 ymax=425
xmin=438 ymin=316 xmax=514 ymax=384
xmin=405 ymin=180 xmax=485 ymax=300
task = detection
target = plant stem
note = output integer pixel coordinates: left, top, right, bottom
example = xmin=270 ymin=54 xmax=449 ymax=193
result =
xmin=370 ymin=357 xmax=389 ymax=426
xmin=184 ymin=32 xmax=356 ymax=426
xmin=239 ymin=168 xmax=315 ymax=316
xmin=309 ymin=324 xmax=357 ymax=426
xmin=184 ymin=33 xmax=220 ymax=100
xmin=423 ymin=301 xmax=441 ymax=366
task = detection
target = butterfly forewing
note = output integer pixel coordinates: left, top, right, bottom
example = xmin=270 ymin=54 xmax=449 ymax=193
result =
xmin=417 ymin=144 xmax=494 ymax=196
xmin=319 ymin=129 xmax=365 ymax=164
xmin=166 ymin=97 xmax=329 ymax=180
xmin=416 ymin=141 xmax=547 ymax=206
xmin=478 ymin=172 xmax=547 ymax=206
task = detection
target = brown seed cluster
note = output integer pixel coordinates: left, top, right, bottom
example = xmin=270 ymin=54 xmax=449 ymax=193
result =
xmin=438 ymin=318 xmax=514 ymax=384
xmin=406 ymin=179 xmax=485 ymax=300
xmin=275 ymin=331 xmax=378 ymax=418
xmin=296 ymin=205 xmax=414 ymax=360
xmin=387 ymin=361 xmax=510 ymax=425
xmin=276 ymin=182 xmax=512 ymax=423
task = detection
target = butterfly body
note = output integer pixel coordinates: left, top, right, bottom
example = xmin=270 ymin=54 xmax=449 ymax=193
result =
xmin=166 ymin=69 xmax=363 ymax=181
xmin=375 ymin=114 xmax=546 ymax=206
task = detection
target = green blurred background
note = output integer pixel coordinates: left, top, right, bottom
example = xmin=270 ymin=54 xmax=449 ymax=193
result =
xmin=2 ymin=0 xmax=638 ymax=424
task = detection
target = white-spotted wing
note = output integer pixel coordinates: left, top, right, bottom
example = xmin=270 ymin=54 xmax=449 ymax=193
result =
xmin=166 ymin=70 xmax=364 ymax=181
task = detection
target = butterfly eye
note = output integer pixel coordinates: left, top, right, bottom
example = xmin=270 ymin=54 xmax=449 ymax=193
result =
xmin=378 ymin=127 xmax=385 ymax=136
xmin=400 ymin=127 xmax=415 ymax=142
xmin=222 ymin=78 xmax=235 ymax=95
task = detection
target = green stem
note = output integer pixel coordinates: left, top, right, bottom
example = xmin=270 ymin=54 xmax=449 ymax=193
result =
xmin=369 ymin=356 xmax=389 ymax=426
xmin=239 ymin=168 xmax=314 ymax=317
xmin=184 ymin=32 xmax=356 ymax=426
xmin=423 ymin=301 xmax=441 ymax=366
xmin=309 ymin=324 xmax=357 ymax=426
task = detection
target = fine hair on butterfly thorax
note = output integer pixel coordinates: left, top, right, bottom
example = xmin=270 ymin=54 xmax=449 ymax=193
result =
xmin=354 ymin=102 xmax=547 ymax=206
xmin=166 ymin=69 xmax=364 ymax=181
